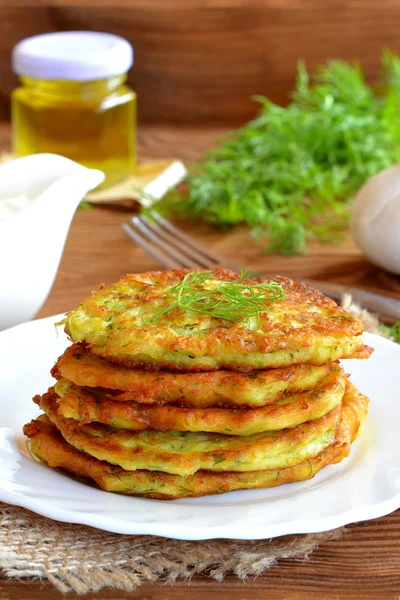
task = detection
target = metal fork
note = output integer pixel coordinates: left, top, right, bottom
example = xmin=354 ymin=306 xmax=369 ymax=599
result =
xmin=123 ymin=211 xmax=400 ymax=321
xmin=122 ymin=210 xmax=243 ymax=272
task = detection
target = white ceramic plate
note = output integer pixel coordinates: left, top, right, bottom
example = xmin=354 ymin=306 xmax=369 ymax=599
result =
xmin=1 ymin=316 xmax=399 ymax=540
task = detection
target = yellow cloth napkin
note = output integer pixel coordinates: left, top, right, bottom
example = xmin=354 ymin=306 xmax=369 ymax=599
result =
xmin=86 ymin=160 xmax=186 ymax=207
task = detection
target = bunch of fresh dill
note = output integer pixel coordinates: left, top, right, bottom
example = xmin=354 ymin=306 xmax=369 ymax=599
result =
xmin=156 ymin=51 xmax=400 ymax=254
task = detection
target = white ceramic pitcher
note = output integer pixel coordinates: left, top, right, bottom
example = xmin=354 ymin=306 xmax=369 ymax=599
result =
xmin=0 ymin=154 xmax=104 ymax=330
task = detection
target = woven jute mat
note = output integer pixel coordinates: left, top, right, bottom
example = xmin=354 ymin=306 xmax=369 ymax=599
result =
xmin=0 ymin=298 xmax=392 ymax=594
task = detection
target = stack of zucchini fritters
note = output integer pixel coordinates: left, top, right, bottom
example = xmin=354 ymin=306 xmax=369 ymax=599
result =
xmin=24 ymin=269 xmax=372 ymax=500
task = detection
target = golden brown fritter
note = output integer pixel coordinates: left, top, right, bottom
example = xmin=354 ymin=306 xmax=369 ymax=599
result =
xmin=52 ymin=344 xmax=336 ymax=408
xmin=61 ymin=269 xmax=371 ymax=372
xmin=39 ymin=390 xmax=342 ymax=476
xmin=51 ymin=367 xmax=345 ymax=435
xmin=23 ymin=382 xmax=369 ymax=499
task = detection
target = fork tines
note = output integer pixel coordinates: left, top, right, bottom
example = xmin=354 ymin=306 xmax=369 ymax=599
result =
xmin=123 ymin=211 xmax=242 ymax=272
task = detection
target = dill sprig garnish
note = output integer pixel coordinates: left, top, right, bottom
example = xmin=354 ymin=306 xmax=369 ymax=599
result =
xmin=151 ymin=270 xmax=285 ymax=323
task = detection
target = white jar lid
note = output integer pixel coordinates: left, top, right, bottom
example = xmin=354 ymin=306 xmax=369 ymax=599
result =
xmin=12 ymin=31 xmax=134 ymax=81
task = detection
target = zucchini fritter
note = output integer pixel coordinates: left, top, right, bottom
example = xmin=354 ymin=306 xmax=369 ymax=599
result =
xmin=39 ymin=391 xmax=342 ymax=476
xmin=53 ymin=343 xmax=335 ymax=408
xmin=62 ymin=269 xmax=371 ymax=372
xmin=52 ymin=367 xmax=345 ymax=435
xmin=24 ymin=382 xmax=369 ymax=499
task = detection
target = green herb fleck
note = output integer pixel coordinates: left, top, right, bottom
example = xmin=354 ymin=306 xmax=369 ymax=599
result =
xmin=380 ymin=321 xmax=400 ymax=342
xmin=78 ymin=200 xmax=93 ymax=211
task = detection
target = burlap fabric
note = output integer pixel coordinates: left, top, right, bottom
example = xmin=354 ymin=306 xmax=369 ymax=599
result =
xmin=0 ymin=299 xmax=392 ymax=594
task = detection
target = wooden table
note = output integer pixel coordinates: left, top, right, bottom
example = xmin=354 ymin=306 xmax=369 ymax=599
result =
xmin=1 ymin=123 xmax=400 ymax=600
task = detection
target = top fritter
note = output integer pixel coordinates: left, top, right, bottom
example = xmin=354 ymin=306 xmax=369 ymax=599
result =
xmin=62 ymin=269 xmax=372 ymax=372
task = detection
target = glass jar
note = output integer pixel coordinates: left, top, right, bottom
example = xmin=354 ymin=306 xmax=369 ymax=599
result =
xmin=11 ymin=31 xmax=136 ymax=189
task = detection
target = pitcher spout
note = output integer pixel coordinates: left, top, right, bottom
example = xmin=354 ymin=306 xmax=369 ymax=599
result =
xmin=0 ymin=154 xmax=105 ymax=330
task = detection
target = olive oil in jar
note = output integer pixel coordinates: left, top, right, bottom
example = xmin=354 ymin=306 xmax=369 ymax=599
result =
xmin=12 ymin=32 xmax=136 ymax=189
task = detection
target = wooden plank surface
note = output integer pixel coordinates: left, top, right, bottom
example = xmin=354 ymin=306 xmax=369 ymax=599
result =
xmin=3 ymin=1 xmax=400 ymax=123
xmin=0 ymin=121 xmax=400 ymax=598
